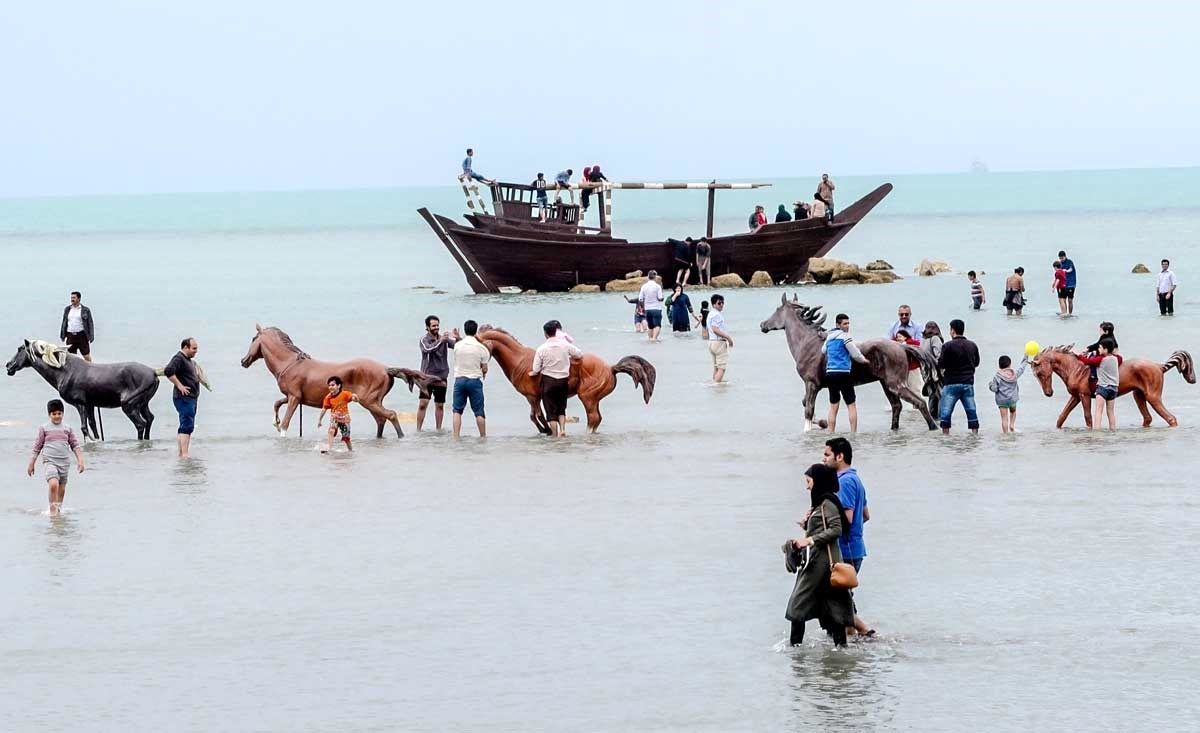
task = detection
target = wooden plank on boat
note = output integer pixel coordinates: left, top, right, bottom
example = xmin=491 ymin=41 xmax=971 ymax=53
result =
xmin=417 ymin=208 xmax=498 ymax=294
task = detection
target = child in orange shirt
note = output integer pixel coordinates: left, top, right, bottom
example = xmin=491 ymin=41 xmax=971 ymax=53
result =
xmin=317 ymin=376 xmax=360 ymax=453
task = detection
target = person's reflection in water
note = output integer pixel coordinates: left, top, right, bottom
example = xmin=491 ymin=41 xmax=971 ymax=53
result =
xmin=44 ymin=512 xmax=80 ymax=574
xmin=170 ymin=456 xmax=208 ymax=494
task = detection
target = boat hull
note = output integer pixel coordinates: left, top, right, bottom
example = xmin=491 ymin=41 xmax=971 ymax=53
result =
xmin=420 ymin=183 xmax=892 ymax=294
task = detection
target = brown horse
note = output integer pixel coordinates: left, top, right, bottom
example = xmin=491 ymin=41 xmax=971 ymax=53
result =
xmin=477 ymin=326 xmax=656 ymax=433
xmin=1030 ymin=345 xmax=1195 ymax=428
xmin=240 ymin=324 xmax=437 ymax=437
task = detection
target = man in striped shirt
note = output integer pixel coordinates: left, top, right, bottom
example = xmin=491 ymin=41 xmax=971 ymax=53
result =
xmin=26 ymin=399 xmax=86 ymax=516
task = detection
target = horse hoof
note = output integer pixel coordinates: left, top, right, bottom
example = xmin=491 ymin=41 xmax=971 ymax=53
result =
xmin=278 ymin=429 xmax=287 ymax=437
xmin=803 ymin=421 xmax=813 ymax=433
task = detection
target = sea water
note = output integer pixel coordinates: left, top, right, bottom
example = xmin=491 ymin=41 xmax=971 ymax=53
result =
xmin=2 ymin=169 xmax=1199 ymax=731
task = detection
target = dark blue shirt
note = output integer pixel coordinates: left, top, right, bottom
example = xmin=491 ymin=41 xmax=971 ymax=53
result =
xmin=836 ymin=467 xmax=868 ymax=560
xmin=1061 ymin=258 xmax=1077 ymax=288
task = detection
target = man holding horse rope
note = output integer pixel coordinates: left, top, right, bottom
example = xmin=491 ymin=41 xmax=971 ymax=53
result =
xmin=530 ymin=320 xmax=583 ymax=438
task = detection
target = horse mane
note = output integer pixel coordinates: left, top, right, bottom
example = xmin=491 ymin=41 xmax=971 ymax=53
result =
xmin=477 ymin=325 xmax=525 ymax=347
xmin=1044 ymin=344 xmax=1076 ymax=355
xmin=787 ymin=302 xmax=829 ymax=335
xmin=265 ymin=327 xmax=310 ymax=360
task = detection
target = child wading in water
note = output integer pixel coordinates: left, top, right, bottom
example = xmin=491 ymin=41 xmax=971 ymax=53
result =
xmin=968 ymin=270 xmax=985 ymax=310
xmin=1080 ymin=338 xmax=1120 ymax=431
xmin=987 ymin=355 xmax=1027 ymax=433
xmin=27 ymin=399 xmax=86 ymax=515
xmin=1052 ymin=261 xmax=1069 ymax=316
xmin=317 ymin=376 xmax=360 ymax=453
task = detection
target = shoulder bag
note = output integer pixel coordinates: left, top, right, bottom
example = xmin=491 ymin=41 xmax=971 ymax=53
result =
xmin=818 ymin=504 xmax=859 ymax=590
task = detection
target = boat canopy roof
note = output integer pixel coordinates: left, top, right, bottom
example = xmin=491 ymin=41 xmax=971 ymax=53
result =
xmin=497 ymin=180 xmax=771 ymax=192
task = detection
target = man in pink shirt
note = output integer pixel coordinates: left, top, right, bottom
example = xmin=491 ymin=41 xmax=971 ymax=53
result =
xmin=530 ymin=320 xmax=583 ymax=438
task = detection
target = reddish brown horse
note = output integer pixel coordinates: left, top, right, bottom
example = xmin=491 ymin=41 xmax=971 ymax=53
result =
xmin=240 ymin=324 xmax=437 ymax=437
xmin=477 ymin=326 xmax=656 ymax=433
xmin=1030 ymin=345 xmax=1195 ymax=428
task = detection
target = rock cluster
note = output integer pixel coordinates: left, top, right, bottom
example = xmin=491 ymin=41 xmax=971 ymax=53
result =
xmin=806 ymin=257 xmax=900 ymax=285
xmin=569 ymin=284 xmax=601 ymax=293
xmin=1132 ymin=263 xmax=1151 ymax=274
xmin=915 ymin=259 xmax=952 ymax=276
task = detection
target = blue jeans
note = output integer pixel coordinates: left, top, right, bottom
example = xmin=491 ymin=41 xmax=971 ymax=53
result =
xmin=452 ymin=377 xmax=485 ymax=417
xmin=939 ymin=383 xmax=979 ymax=430
xmin=464 ymin=171 xmax=487 ymax=183
xmin=173 ymin=395 xmax=197 ymax=434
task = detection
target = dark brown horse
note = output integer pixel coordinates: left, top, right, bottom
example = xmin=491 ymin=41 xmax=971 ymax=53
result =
xmin=476 ymin=326 xmax=655 ymax=433
xmin=1030 ymin=345 xmax=1195 ymax=428
xmin=240 ymin=324 xmax=437 ymax=437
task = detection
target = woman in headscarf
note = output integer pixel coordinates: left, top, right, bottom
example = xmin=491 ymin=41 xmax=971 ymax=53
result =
xmin=784 ymin=463 xmax=854 ymax=647
xmin=581 ymin=164 xmax=607 ymax=211
xmin=921 ymin=321 xmax=944 ymax=363
xmin=775 ymin=204 xmax=792 ymax=223
xmin=667 ymin=284 xmax=695 ymax=333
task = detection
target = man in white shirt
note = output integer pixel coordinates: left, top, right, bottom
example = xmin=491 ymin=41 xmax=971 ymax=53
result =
xmin=639 ymin=271 xmax=665 ymax=340
xmin=59 ymin=291 xmax=95 ymax=362
xmin=451 ymin=320 xmax=491 ymax=438
xmin=1157 ymin=258 xmax=1179 ymax=316
xmin=530 ymin=320 xmax=584 ymax=437
xmin=707 ymin=293 xmax=733 ymax=383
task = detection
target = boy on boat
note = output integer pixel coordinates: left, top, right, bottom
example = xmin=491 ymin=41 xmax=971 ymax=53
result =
xmin=317 ymin=376 xmax=360 ymax=453
xmin=532 ymin=172 xmax=549 ymax=222
xmin=27 ymin=399 xmax=85 ymax=516
xmin=554 ymin=169 xmax=574 ymax=204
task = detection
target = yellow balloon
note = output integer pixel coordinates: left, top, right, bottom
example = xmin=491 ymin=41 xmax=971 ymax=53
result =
xmin=1024 ymin=340 xmax=1041 ymax=358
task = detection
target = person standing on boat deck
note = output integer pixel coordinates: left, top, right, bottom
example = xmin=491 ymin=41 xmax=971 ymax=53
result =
xmin=60 ymin=291 xmax=95 ymax=362
xmin=417 ymin=315 xmax=458 ymax=431
xmin=553 ymin=168 xmax=574 ymax=203
xmin=460 ymin=148 xmax=493 ymax=185
xmin=582 ymin=164 xmax=607 ymax=212
xmin=530 ymin=320 xmax=584 ymax=438
xmin=707 ymin=294 xmax=732 ymax=382
xmin=1157 ymin=259 xmax=1178 ymax=315
xmin=886 ymin=305 xmax=921 ymax=343
xmin=822 ymin=313 xmax=870 ymax=433
xmin=793 ymin=201 xmax=809 ymax=220
xmin=775 ymin=204 xmax=792 ymax=223
xmin=937 ymin=319 xmax=981 ymax=434
xmin=817 ymin=173 xmax=836 ymax=220
xmin=531 ymin=173 xmax=550 ymax=222
xmin=639 ymin=271 xmax=665 ymax=340
xmin=1057 ymin=250 xmax=1077 ymax=314
xmin=695 ymin=237 xmax=712 ymax=285
xmin=809 ymin=194 xmax=828 ymax=222
xmin=1004 ymin=267 xmax=1026 ymax=315
xmin=748 ymin=205 xmax=767 ymax=231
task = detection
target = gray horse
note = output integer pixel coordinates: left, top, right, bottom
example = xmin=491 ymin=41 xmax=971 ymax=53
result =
xmin=760 ymin=295 xmax=940 ymax=431
xmin=5 ymin=340 xmax=160 ymax=440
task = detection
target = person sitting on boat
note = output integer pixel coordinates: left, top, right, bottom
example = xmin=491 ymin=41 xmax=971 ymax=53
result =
xmin=695 ymin=238 xmax=712 ymax=286
xmin=554 ymin=169 xmax=574 ymax=204
xmin=809 ymin=194 xmax=828 ymax=222
xmin=531 ymin=173 xmax=550 ymax=222
xmin=460 ymin=148 xmax=494 ymax=185
xmin=671 ymin=237 xmax=694 ymax=287
xmin=775 ymin=204 xmax=793 ymax=223
xmin=794 ymin=201 xmax=810 ymax=220
xmin=581 ymin=164 xmax=608 ymax=212
xmin=748 ymin=205 xmax=768 ymax=232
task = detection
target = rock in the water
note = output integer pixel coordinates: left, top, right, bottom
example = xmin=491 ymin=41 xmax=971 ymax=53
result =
xmin=569 ymin=284 xmax=601 ymax=293
xmin=624 ymin=270 xmax=643 ymax=279
xmin=864 ymin=259 xmax=894 ymax=271
xmin=748 ymin=271 xmax=774 ymax=287
xmin=605 ymin=278 xmax=643 ymax=292
xmin=801 ymin=272 xmax=817 ymax=284
xmin=915 ymin=259 xmax=952 ymax=276
xmin=831 ymin=261 xmax=865 ymax=283
xmin=432 ymin=289 xmax=448 ymax=294
xmin=523 ymin=289 xmax=538 ymax=295
xmin=862 ymin=270 xmax=899 ymax=284
xmin=710 ymin=273 xmax=747 ymax=288
xmin=1132 ymin=263 xmax=1151 ymax=274
xmin=806 ymin=257 xmax=838 ymax=284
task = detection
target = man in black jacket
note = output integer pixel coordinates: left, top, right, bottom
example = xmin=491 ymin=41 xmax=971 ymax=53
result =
xmin=60 ymin=291 xmax=95 ymax=362
xmin=937 ymin=318 xmax=981 ymax=434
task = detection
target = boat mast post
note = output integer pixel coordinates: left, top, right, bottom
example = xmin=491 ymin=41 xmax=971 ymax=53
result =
xmin=706 ymin=187 xmax=715 ymax=238
xmin=599 ymin=184 xmax=611 ymax=231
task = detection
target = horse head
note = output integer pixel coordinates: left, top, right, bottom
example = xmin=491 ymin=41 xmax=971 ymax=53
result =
xmin=5 ymin=340 xmax=34 ymax=376
xmin=760 ymin=293 xmax=804 ymax=333
xmin=240 ymin=324 xmax=265 ymax=368
xmin=1030 ymin=344 xmax=1074 ymax=397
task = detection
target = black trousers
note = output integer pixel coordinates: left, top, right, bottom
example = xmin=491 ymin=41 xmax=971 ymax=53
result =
xmin=790 ymin=619 xmax=848 ymax=647
xmin=1159 ymin=292 xmax=1175 ymax=315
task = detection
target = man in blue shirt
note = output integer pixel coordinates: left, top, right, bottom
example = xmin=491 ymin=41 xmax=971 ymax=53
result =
xmin=460 ymin=148 xmax=493 ymax=185
xmin=824 ymin=436 xmax=875 ymax=637
xmin=821 ymin=313 xmax=870 ymax=433
xmin=1058 ymin=250 xmax=1077 ymax=315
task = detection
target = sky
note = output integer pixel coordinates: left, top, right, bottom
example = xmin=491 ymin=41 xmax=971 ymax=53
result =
xmin=3 ymin=0 xmax=1198 ymax=197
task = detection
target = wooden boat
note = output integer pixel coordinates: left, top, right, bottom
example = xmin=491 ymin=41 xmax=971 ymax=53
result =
xmin=418 ymin=178 xmax=892 ymax=294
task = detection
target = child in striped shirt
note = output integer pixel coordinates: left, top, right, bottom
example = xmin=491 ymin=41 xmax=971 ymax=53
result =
xmin=968 ymin=270 xmax=986 ymax=310
xmin=27 ymin=399 xmax=86 ymax=515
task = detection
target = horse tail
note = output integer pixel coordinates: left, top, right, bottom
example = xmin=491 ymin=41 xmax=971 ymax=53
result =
xmin=903 ymin=344 xmax=940 ymax=395
xmin=388 ymin=367 xmax=444 ymax=395
xmin=1162 ymin=350 xmax=1196 ymax=384
xmin=611 ymin=356 xmax=656 ymax=404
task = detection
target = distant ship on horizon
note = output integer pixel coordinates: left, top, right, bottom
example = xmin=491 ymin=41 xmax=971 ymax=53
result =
xmin=970 ymin=158 xmax=989 ymax=174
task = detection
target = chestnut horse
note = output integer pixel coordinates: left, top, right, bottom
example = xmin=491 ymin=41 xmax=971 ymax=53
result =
xmin=477 ymin=326 xmax=656 ymax=433
xmin=240 ymin=324 xmax=437 ymax=437
xmin=1030 ymin=345 xmax=1195 ymax=428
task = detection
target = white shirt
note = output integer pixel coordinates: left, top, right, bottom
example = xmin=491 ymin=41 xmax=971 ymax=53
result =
xmin=1158 ymin=269 xmax=1178 ymax=293
xmin=452 ymin=336 xmax=490 ymax=379
xmin=639 ymin=280 xmax=664 ymax=310
xmin=532 ymin=339 xmax=583 ymax=379
xmin=66 ymin=305 xmax=85 ymax=334
xmin=707 ymin=309 xmax=727 ymax=340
